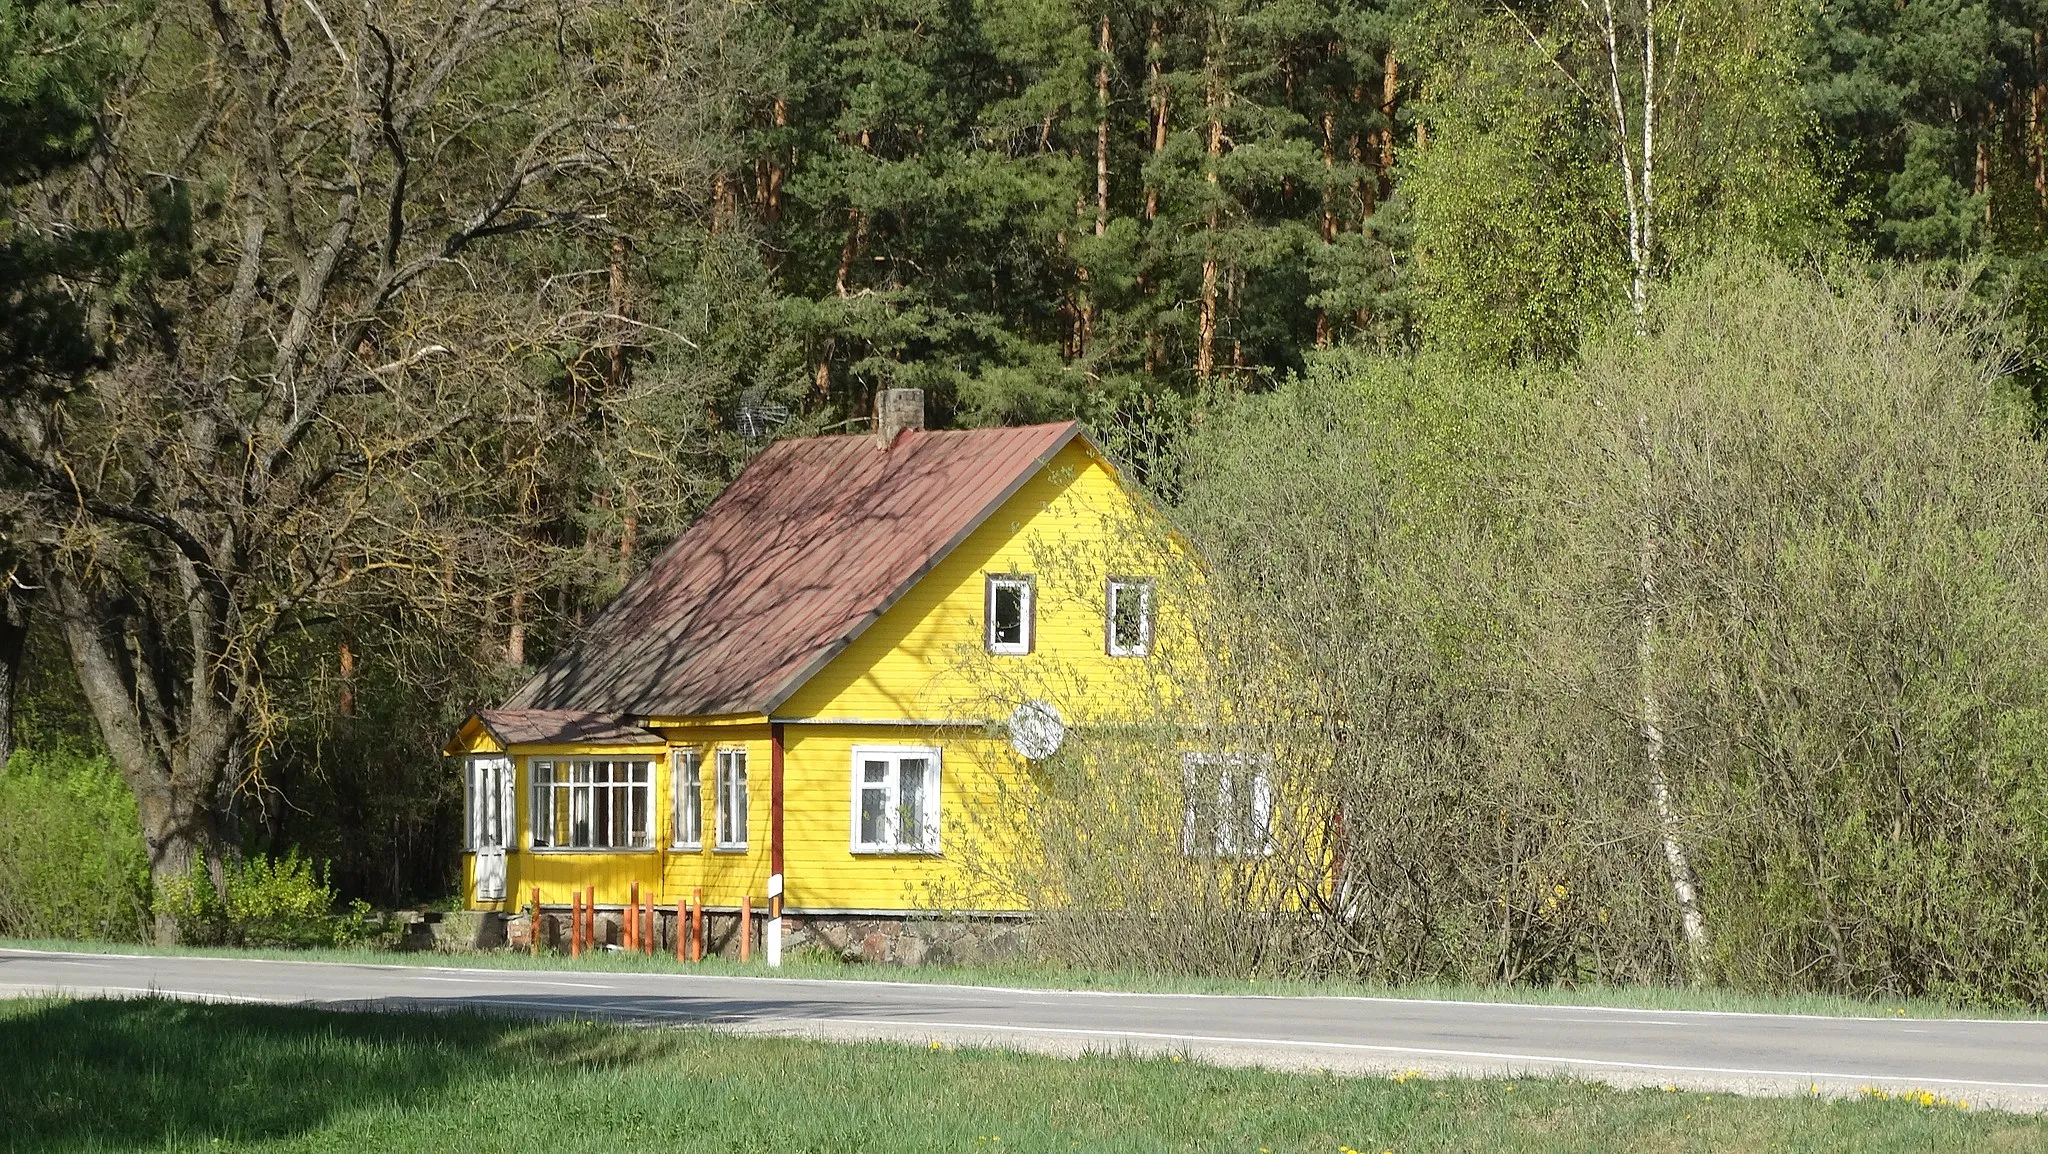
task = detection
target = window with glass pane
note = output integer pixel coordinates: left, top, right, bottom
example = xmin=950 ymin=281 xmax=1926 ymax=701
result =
xmin=673 ymin=749 xmax=703 ymax=848
xmin=1107 ymin=578 xmax=1153 ymax=657
xmin=466 ymin=757 xmax=511 ymax=850
xmin=985 ymin=575 xmax=1033 ymax=655
xmin=1180 ymin=753 xmax=1274 ymax=857
xmin=850 ymin=747 xmax=941 ymax=853
xmin=530 ymin=758 xmax=652 ymax=849
xmin=715 ymin=748 xmax=748 ymax=849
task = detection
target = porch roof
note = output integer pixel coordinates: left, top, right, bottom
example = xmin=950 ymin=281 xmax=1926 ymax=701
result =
xmin=471 ymin=708 xmax=665 ymax=749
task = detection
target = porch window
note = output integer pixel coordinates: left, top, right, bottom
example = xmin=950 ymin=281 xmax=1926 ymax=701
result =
xmin=673 ymin=749 xmax=703 ymax=849
xmin=851 ymin=746 xmax=941 ymax=854
xmin=985 ymin=575 xmax=1034 ymax=655
xmin=1181 ymin=753 xmax=1273 ymax=858
xmin=464 ymin=756 xmax=513 ymax=852
xmin=1106 ymin=577 xmax=1154 ymax=657
xmin=714 ymin=748 xmax=748 ymax=850
xmin=529 ymin=758 xmax=654 ymax=850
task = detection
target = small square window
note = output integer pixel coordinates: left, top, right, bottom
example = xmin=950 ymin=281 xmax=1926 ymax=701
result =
xmin=1107 ymin=578 xmax=1154 ymax=657
xmin=985 ymin=575 xmax=1034 ymax=656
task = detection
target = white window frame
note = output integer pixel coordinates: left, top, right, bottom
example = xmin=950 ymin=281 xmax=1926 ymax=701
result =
xmin=849 ymin=745 xmax=943 ymax=854
xmin=528 ymin=758 xmax=655 ymax=852
xmin=984 ymin=574 xmax=1035 ymax=656
xmin=464 ymin=756 xmax=514 ymax=852
xmin=672 ymin=748 xmax=703 ymax=850
xmin=714 ymin=747 xmax=749 ymax=851
xmin=1106 ymin=577 xmax=1154 ymax=657
xmin=1181 ymin=752 xmax=1275 ymax=858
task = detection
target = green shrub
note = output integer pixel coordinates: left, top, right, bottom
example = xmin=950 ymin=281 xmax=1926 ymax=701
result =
xmin=0 ymin=749 xmax=151 ymax=941
xmin=156 ymin=851 xmax=372 ymax=948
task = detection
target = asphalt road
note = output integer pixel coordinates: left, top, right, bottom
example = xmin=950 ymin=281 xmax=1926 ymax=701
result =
xmin=6 ymin=946 xmax=2048 ymax=1111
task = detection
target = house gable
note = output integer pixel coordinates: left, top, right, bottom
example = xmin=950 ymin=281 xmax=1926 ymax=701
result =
xmin=775 ymin=436 xmax=1161 ymax=722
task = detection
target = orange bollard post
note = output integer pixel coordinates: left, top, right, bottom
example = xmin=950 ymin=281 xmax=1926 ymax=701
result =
xmin=628 ymin=882 xmax=640 ymax=952
xmin=676 ymin=898 xmax=687 ymax=963
xmin=739 ymin=895 xmax=752 ymax=963
xmin=585 ymin=886 xmax=596 ymax=949
xmin=642 ymin=902 xmax=654 ymax=956
xmin=570 ymin=890 xmax=583 ymax=958
xmin=691 ymin=887 xmax=704 ymax=962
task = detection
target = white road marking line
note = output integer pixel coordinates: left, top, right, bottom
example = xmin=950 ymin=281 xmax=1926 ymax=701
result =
xmin=1532 ymin=1016 xmax=1686 ymax=1026
xmin=785 ymin=1017 xmax=2048 ymax=1092
xmin=409 ymin=975 xmax=614 ymax=990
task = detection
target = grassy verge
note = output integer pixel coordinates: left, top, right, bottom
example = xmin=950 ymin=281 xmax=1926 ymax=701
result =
xmin=5 ymin=936 xmax=2042 ymax=1021
xmin=1 ymin=996 xmax=2038 ymax=1153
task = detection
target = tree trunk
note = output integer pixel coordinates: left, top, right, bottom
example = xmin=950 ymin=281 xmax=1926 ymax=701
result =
xmin=1145 ymin=19 xmax=1167 ymax=222
xmin=835 ymin=208 xmax=863 ymax=297
xmin=2033 ymin=34 xmax=2044 ymax=222
xmin=1976 ymin=133 xmax=1992 ymax=225
xmin=1096 ymin=15 xmax=1111 ymax=238
xmin=338 ymin=639 xmax=356 ymax=718
xmin=1635 ymin=416 xmax=1708 ymax=977
xmin=767 ymin=95 xmax=788 ymax=226
xmin=1196 ymin=44 xmax=1223 ymax=382
xmin=1317 ymin=101 xmax=1336 ymax=348
xmin=1377 ymin=50 xmax=1398 ymax=192
xmin=606 ymin=237 xmax=637 ymax=565
xmin=48 ymin=570 xmax=231 ymax=943
xmin=507 ymin=584 xmax=527 ymax=666
xmin=0 ymin=587 xmax=26 ymax=769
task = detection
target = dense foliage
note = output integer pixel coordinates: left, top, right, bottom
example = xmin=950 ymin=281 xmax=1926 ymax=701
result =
xmin=996 ymin=255 xmax=2048 ymax=1005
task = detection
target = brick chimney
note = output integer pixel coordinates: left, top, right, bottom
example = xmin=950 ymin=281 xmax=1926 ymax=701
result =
xmin=874 ymin=387 xmax=925 ymax=448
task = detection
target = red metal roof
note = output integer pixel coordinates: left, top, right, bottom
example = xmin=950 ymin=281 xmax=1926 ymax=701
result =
xmin=504 ymin=421 xmax=1084 ymax=718
xmin=474 ymin=709 xmax=664 ymax=748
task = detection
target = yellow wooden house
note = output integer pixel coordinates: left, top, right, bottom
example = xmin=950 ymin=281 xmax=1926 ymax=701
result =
xmin=445 ymin=389 xmax=1169 ymax=962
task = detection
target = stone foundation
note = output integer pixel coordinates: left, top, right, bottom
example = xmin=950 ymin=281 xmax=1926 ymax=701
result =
xmin=783 ymin=912 xmax=1030 ymax=966
xmin=492 ymin=908 xmax=1030 ymax=966
xmin=394 ymin=910 xmax=507 ymax=953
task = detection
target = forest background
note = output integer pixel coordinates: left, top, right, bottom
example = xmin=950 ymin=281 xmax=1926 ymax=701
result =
xmin=4 ymin=0 xmax=2048 ymax=1003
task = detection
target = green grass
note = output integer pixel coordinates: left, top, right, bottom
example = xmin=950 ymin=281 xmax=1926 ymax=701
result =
xmin=5 ymin=936 xmax=2043 ymax=1021
xmin=1 ymin=996 xmax=2040 ymax=1153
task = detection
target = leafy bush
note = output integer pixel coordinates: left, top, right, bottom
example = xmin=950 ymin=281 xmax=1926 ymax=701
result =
xmin=156 ymin=851 xmax=372 ymax=948
xmin=0 ymin=749 xmax=151 ymax=941
xmin=990 ymin=254 xmax=2048 ymax=1005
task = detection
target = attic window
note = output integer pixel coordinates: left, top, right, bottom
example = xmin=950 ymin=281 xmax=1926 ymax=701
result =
xmin=1106 ymin=578 xmax=1153 ymax=657
xmin=985 ymin=575 xmax=1034 ymax=656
